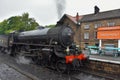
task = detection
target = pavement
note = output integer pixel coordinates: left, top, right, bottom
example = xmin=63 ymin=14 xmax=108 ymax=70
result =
xmin=0 ymin=63 xmax=32 ymax=80
xmin=0 ymin=53 xmax=39 ymax=80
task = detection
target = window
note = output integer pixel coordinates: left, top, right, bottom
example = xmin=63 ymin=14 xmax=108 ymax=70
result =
xmin=84 ymin=25 xmax=89 ymax=29
xmin=94 ymin=23 xmax=102 ymax=28
xmin=84 ymin=32 xmax=89 ymax=39
xmin=107 ymin=22 xmax=115 ymax=27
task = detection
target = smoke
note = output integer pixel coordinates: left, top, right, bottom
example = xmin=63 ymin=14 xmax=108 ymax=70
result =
xmin=54 ymin=0 xmax=66 ymax=19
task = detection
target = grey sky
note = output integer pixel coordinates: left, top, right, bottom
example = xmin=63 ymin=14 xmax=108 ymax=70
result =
xmin=0 ymin=0 xmax=120 ymax=25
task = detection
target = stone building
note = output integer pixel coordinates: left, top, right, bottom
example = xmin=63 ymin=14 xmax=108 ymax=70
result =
xmin=58 ymin=8 xmax=120 ymax=49
xmin=80 ymin=8 xmax=120 ymax=49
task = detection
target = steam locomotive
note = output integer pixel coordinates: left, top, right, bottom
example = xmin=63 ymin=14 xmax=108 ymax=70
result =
xmin=0 ymin=24 xmax=88 ymax=73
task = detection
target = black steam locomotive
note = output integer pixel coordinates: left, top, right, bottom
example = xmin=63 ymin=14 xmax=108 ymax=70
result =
xmin=0 ymin=24 xmax=88 ymax=73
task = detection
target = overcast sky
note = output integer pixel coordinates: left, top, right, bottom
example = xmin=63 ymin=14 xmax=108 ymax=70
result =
xmin=0 ymin=0 xmax=120 ymax=25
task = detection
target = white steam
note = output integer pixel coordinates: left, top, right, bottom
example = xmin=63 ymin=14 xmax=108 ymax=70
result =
xmin=16 ymin=56 xmax=31 ymax=64
xmin=54 ymin=0 xmax=66 ymax=19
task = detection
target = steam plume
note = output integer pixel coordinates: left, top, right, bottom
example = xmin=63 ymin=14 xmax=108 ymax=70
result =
xmin=16 ymin=56 xmax=31 ymax=64
xmin=54 ymin=0 xmax=66 ymax=19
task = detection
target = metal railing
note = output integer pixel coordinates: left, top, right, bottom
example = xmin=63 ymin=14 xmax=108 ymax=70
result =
xmin=87 ymin=46 xmax=120 ymax=57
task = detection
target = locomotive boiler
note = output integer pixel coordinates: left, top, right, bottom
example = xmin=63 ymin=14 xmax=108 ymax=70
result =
xmin=0 ymin=24 xmax=88 ymax=73
xmin=18 ymin=25 xmax=73 ymax=47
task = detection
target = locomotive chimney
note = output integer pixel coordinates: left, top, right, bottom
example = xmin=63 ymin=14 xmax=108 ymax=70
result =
xmin=94 ymin=6 xmax=100 ymax=14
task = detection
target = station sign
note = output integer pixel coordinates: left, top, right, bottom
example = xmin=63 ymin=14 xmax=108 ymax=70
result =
xmin=97 ymin=26 xmax=120 ymax=39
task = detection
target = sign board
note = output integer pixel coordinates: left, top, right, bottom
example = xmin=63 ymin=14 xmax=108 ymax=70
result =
xmin=97 ymin=26 xmax=120 ymax=39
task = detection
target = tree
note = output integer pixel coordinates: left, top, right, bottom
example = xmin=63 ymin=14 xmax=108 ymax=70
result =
xmin=45 ymin=24 xmax=55 ymax=28
xmin=0 ymin=13 xmax=39 ymax=34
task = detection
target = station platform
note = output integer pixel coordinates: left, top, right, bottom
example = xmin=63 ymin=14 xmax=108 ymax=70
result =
xmin=89 ymin=54 xmax=120 ymax=64
xmin=83 ymin=50 xmax=120 ymax=64
xmin=83 ymin=50 xmax=120 ymax=79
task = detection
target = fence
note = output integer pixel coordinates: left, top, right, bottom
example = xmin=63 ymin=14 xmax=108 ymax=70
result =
xmin=87 ymin=46 xmax=120 ymax=57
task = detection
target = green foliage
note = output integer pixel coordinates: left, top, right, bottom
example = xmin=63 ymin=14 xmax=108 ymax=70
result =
xmin=0 ymin=13 xmax=39 ymax=34
xmin=45 ymin=24 xmax=55 ymax=28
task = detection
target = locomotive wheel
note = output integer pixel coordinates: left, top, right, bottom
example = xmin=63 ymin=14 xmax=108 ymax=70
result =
xmin=56 ymin=60 xmax=67 ymax=73
xmin=32 ymin=56 xmax=42 ymax=65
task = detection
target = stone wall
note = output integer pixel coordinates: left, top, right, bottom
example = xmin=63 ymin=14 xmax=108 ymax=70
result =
xmin=86 ymin=60 xmax=120 ymax=78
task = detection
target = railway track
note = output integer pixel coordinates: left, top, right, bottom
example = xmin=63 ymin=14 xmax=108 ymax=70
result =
xmin=46 ymin=65 xmax=115 ymax=80
xmin=0 ymin=53 xmax=118 ymax=80
xmin=2 ymin=63 xmax=114 ymax=80
xmin=70 ymin=69 xmax=116 ymax=80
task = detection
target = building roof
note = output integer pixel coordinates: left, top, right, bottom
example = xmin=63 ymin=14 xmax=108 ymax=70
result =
xmin=59 ymin=14 xmax=83 ymax=24
xmin=66 ymin=14 xmax=83 ymax=24
xmin=81 ymin=9 xmax=120 ymax=22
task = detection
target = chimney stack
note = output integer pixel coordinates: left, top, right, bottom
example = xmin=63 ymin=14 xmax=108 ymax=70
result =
xmin=76 ymin=12 xmax=80 ymax=26
xmin=94 ymin=6 xmax=100 ymax=14
xmin=76 ymin=12 xmax=79 ymax=22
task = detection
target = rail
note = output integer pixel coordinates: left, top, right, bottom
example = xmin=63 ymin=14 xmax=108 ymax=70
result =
xmin=87 ymin=46 xmax=120 ymax=57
